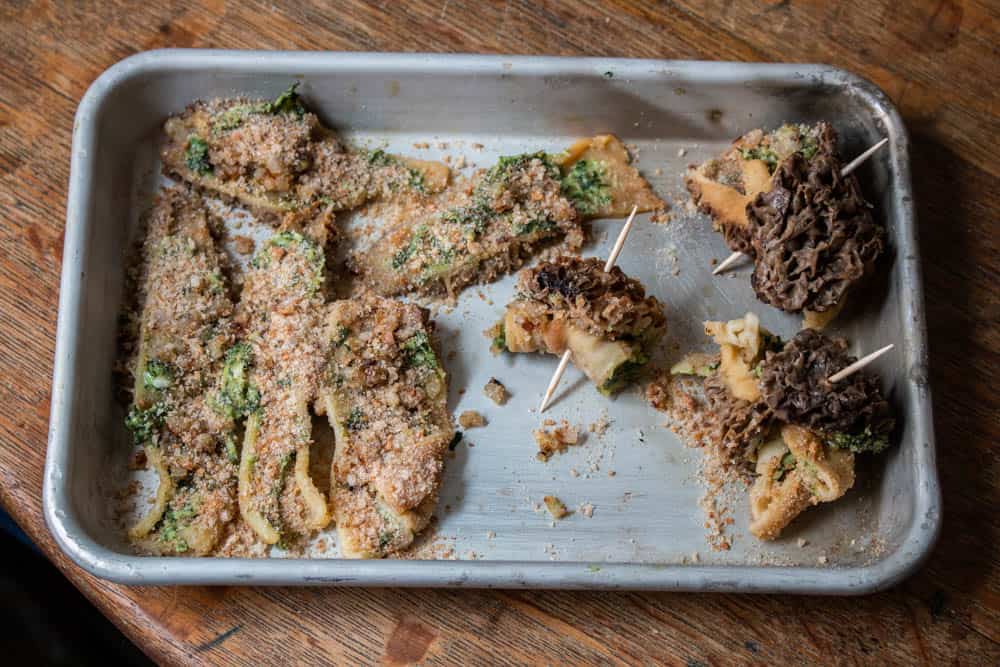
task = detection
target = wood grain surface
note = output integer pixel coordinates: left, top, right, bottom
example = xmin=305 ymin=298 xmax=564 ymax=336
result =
xmin=1 ymin=1 xmax=998 ymax=664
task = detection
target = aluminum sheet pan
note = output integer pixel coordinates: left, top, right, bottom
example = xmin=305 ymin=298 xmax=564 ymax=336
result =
xmin=44 ymin=50 xmax=939 ymax=593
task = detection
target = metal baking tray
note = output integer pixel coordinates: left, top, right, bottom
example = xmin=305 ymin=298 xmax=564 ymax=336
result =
xmin=44 ymin=50 xmax=939 ymax=592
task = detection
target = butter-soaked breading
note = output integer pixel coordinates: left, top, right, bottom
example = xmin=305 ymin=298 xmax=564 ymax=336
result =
xmin=318 ymin=294 xmax=454 ymax=558
xmin=494 ymin=256 xmax=666 ymax=395
xmin=162 ymin=85 xmax=449 ymax=222
xmin=357 ymin=136 xmax=663 ymax=299
xmin=236 ymin=229 xmax=331 ymax=545
xmin=359 ymin=153 xmax=581 ymax=298
xmin=125 ymin=186 xmax=240 ymax=555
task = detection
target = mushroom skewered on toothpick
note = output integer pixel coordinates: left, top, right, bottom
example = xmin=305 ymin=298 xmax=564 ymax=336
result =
xmin=712 ymin=137 xmax=888 ymax=276
xmin=538 ymin=205 xmax=640 ymax=413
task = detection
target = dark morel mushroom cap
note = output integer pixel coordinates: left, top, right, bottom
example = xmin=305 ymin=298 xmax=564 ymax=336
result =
xmin=703 ymin=372 xmax=774 ymax=472
xmin=747 ymin=125 xmax=885 ymax=313
xmin=517 ymin=256 xmax=666 ymax=341
xmin=759 ymin=329 xmax=895 ymax=443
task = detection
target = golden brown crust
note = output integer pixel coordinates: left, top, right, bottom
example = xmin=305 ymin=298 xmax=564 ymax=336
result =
xmin=556 ymin=134 xmax=664 ymax=218
xmin=514 ymin=256 xmax=667 ymax=342
xmin=320 ymin=294 xmax=453 ymax=558
xmin=356 ymin=154 xmax=581 ymax=299
xmin=686 ymin=123 xmax=828 ymax=254
xmin=125 ymin=186 xmax=239 ymax=556
xmin=161 ymin=95 xmax=449 ymax=222
xmin=236 ymin=228 xmax=332 ymax=545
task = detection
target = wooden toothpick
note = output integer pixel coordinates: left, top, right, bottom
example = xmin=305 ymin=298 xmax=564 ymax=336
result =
xmin=827 ymin=343 xmax=894 ymax=383
xmin=712 ymin=249 xmax=747 ymax=275
xmin=712 ymin=137 xmax=889 ymax=276
xmin=839 ymin=137 xmax=889 ymax=178
xmin=538 ymin=204 xmax=639 ymax=413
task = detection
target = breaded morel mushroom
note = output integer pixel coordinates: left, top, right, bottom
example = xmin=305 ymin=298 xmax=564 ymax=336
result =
xmin=125 ymin=186 xmax=240 ymax=556
xmin=688 ymin=123 xmax=886 ymax=329
xmin=660 ymin=313 xmax=895 ymax=540
xmin=491 ymin=255 xmax=666 ymax=396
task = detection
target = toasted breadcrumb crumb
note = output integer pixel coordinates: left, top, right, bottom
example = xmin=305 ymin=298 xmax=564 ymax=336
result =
xmin=459 ymin=410 xmax=487 ymax=428
xmin=534 ymin=420 xmax=581 ymax=461
xmin=233 ymin=235 xmax=255 ymax=255
xmin=543 ymin=496 xmax=569 ymax=519
xmin=588 ymin=413 xmax=611 ymax=436
xmin=483 ymin=377 xmax=509 ymax=405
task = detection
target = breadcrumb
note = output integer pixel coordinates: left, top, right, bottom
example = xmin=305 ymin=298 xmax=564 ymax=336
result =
xmin=459 ymin=410 xmax=487 ymax=429
xmin=233 ymin=235 xmax=255 ymax=255
xmin=483 ymin=377 xmax=509 ymax=405
xmin=543 ymin=496 xmax=569 ymax=519
xmin=534 ymin=421 xmax=581 ymax=461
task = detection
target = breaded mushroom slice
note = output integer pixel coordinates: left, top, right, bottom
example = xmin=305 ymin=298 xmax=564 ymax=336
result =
xmin=492 ymin=255 xmax=666 ymax=395
xmin=162 ymin=84 xmax=448 ymax=222
xmin=318 ymin=294 xmax=454 ymax=558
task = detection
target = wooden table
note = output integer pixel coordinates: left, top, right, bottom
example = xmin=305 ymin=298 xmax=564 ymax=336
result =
xmin=2 ymin=1 xmax=998 ymax=664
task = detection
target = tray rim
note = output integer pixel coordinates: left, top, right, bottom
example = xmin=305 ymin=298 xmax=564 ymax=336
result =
xmin=43 ymin=48 xmax=940 ymax=593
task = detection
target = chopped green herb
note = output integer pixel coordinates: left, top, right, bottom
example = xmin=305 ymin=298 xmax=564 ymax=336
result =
xmin=512 ymin=217 xmax=557 ymax=236
xmin=142 ymin=359 xmax=173 ymax=393
xmin=158 ymin=501 xmax=197 ymax=553
xmin=825 ymin=427 xmax=891 ymax=454
xmin=799 ymin=136 xmax=819 ymax=160
xmin=408 ymin=168 xmax=427 ymax=193
xmin=772 ymin=451 xmax=797 ymax=482
xmin=184 ymin=136 xmax=212 ymax=175
xmin=402 ymin=331 xmax=439 ymax=369
xmin=366 ymin=148 xmax=394 ymax=167
xmin=491 ymin=324 xmax=507 ymax=353
xmin=334 ymin=325 xmax=350 ymax=347
xmin=346 ymin=407 xmax=367 ymax=431
xmin=271 ymin=452 xmax=294 ymax=499
xmin=125 ymin=402 xmax=169 ymax=445
xmin=561 ymin=159 xmax=611 ymax=217
xmin=252 ymin=231 xmax=325 ymax=294
xmin=738 ymin=146 xmax=780 ymax=172
xmin=211 ymin=343 xmax=260 ymax=419
xmin=378 ymin=530 xmax=395 ymax=550
xmin=211 ymin=104 xmax=259 ymax=133
xmin=448 ymin=430 xmax=463 ymax=451
xmin=599 ymin=351 xmax=649 ymax=396
xmin=442 ymin=199 xmax=494 ymax=239
xmin=265 ymin=82 xmax=306 ymax=117
xmin=210 ymin=83 xmax=306 ymax=133
xmin=224 ymin=434 xmax=239 ymax=464
xmin=487 ymin=152 xmax=558 ymax=186
xmin=418 ymin=240 xmax=456 ymax=282
xmin=391 ymin=226 xmax=428 ymax=269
